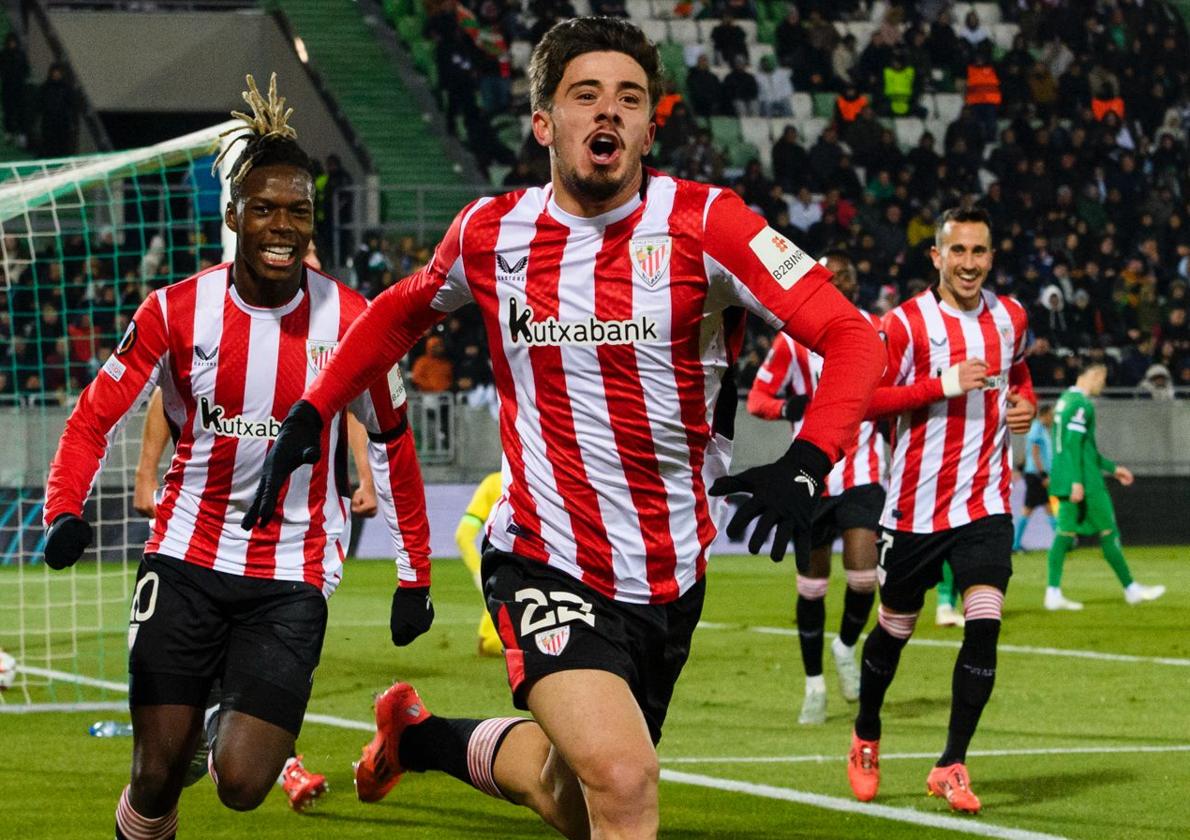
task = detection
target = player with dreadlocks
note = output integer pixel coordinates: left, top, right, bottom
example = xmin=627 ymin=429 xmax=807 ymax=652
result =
xmin=41 ymin=74 xmax=432 ymax=839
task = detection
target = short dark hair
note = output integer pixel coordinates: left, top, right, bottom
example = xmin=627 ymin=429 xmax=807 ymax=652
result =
xmin=934 ymin=206 xmax=992 ymax=248
xmin=528 ymin=16 xmax=663 ymax=115
xmin=821 ymin=248 xmax=856 ymax=282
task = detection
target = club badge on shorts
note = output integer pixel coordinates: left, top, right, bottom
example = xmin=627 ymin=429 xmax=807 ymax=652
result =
xmin=306 ymin=340 xmax=337 ymax=375
xmin=534 ymin=625 xmax=570 ymax=656
xmin=630 ymin=236 xmax=671 ymax=287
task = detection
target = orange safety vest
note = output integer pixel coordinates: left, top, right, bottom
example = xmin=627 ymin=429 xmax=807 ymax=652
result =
xmin=655 ymin=93 xmax=682 ymax=128
xmin=1091 ymin=97 xmax=1124 ymax=121
xmin=836 ymin=94 xmax=868 ymax=122
xmin=965 ymin=65 xmax=1002 ymax=106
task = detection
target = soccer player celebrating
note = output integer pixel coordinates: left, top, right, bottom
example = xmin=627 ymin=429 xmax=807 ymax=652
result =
xmin=846 ymin=207 xmax=1036 ymax=814
xmin=245 ymin=18 xmax=883 ymax=838
xmin=1011 ymin=402 xmax=1055 ymax=553
xmin=747 ymin=250 xmax=882 ymax=725
xmin=455 ymin=471 xmax=504 ymax=656
xmin=1044 ymin=362 xmax=1165 ymax=610
xmin=41 ymin=75 xmax=432 ymax=840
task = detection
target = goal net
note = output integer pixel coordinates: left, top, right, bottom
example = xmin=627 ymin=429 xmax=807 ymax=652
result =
xmin=0 ymin=122 xmax=238 ymax=708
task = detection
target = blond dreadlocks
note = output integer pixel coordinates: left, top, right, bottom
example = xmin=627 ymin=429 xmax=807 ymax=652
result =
xmin=214 ymin=73 xmax=314 ymax=201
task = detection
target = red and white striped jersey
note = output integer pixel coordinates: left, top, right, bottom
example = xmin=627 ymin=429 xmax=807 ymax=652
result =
xmin=880 ymin=288 xmax=1031 ymax=533
xmin=750 ymin=312 xmax=885 ymax=496
xmin=44 ymin=263 xmax=431 ymax=597
xmin=308 ymin=172 xmax=885 ymax=605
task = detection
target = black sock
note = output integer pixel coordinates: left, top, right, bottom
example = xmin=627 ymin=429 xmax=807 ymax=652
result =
xmin=398 ymin=716 xmax=482 ymax=783
xmin=796 ymin=595 xmax=826 ymax=677
xmin=938 ymin=618 xmax=1000 ymax=767
xmin=855 ymin=625 xmax=909 ymax=741
xmin=839 ymin=587 xmax=876 ymax=647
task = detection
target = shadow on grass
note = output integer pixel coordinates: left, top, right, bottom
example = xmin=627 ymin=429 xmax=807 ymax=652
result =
xmin=978 ymin=766 xmax=1135 ymax=805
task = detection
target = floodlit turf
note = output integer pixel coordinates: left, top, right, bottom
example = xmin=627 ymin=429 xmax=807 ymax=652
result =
xmin=2 ymin=546 xmax=1187 ymax=838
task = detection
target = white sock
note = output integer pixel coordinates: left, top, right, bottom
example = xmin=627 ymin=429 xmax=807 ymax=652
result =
xmin=805 ymin=674 xmax=826 ymax=694
xmin=832 ymin=636 xmax=853 ymax=655
xmin=1046 ymin=587 xmax=1062 ymax=598
xmin=277 ymin=756 xmax=298 ymax=786
xmin=1125 ymin=582 xmax=1140 ymax=595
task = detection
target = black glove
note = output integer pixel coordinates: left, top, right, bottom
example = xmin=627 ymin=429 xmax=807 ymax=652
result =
xmin=241 ymin=400 xmax=323 ymax=530
xmin=707 ymin=439 xmax=831 ymax=571
xmin=390 ymin=586 xmax=434 ymax=646
xmin=782 ymin=394 xmax=809 ymax=423
xmin=44 ymin=513 xmax=93 ymax=570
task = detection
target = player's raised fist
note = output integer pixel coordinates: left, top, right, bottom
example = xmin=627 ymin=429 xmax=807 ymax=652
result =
xmin=709 ymin=439 xmax=831 ymax=571
xmin=242 ymin=400 xmax=324 ymax=530
xmin=43 ymin=514 xmax=93 ymax=570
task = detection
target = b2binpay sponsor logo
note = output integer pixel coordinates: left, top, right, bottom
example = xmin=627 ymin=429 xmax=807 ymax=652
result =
xmin=506 ymin=296 xmax=658 ymax=346
xmin=199 ymin=396 xmax=282 ymax=440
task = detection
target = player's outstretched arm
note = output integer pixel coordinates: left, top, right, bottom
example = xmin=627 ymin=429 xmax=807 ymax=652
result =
xmin=746 ymin=336 xmax=810 ymax=423
xmin=44 ymin=295 xmax=168 ymax=569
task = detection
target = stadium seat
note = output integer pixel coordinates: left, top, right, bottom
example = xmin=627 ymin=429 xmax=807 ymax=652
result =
xmin=668 ymin=19 xmax=700 ymax=45
xmin=991 ymin=22 xmax=1019 ymax=49
xmin=626 ymin=0 xmax=652 ymax=20
xmin=834 ymin=21 xmax=877 ymax=48
xmin=710 ymin=115 xmax=743 ymax=145
xmin=931 ymin=92 xmax=963 ymax=123
xmin=739 ymin=115 xmax=772 ymax=150
xmin=509 ymin=41 xmax=532 ymax=72
xmin=726 ymin=138 xmax=759 ymax=169
xmin=395 ymin=15 xmax=421 ymax=47
xmin=659 ymin=41 xmax=687 ymax=87
xmin=641 ymin=19 xmax=668 ymax=45
xmin=894 ymin=117 xmax=926 ymax=148
xmin=972 ymin=2 xmax=1003 ymax=24
xmin=798 ymin=117 xmax=830 ymax=147
xmin=812 ymin=92 xmax=836 ymax=118
xmin=790 ymin=92 xmax=812 ymax=118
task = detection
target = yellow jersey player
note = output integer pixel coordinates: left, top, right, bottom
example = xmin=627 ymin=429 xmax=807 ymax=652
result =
xmin=454 ymin=472 xmax=503 ymax=656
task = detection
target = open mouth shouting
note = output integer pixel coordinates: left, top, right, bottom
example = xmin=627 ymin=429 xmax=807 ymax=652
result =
xmin=587 ymin=131 xmax=621 ymax=167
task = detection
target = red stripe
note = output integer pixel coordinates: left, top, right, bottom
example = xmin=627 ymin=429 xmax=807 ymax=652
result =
xmin=148 ymin=282 xmax=198 ymax=553
xmin=244 ymin=298 xmax=311 ymax=579
xmin=496 ymin=605 xmax=525 ymax=695
xmin=966 ymin=309 xmax=1002 ymax=521
xmin=522 ymin=210 xmax=615 ymax=589
xmin=594 ymin=210 xmax=679 ymax=601
xmin=894 ymin=302 xmax=930 ymax=528
xmin=465 ymin=195 xmax=547 ymax=562
xmin=933 ymin=305 xmax=970 ymax=531
xmin=187 ymin=296 xmax=251 ymax=568
xmin=667 ymin=183 xmax=714 ymax=578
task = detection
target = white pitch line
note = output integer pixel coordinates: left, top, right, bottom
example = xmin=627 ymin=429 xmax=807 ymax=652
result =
xmin=699 ymin=622 xmax=1190 ymax=667
xmin=660 ymin=769 xmax=1070 ymax=840
xmin=17 ymin=664 xmax=128 ymax=692
xmin=0 ymin=701 xmax=126 ymax=714
xmin=662 ymin=744 xmax=1190 ymax=764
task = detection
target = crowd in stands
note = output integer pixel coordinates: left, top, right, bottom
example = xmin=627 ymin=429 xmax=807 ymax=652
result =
xmin=399 ymin=0 xmax=1190 ymax=396
xmin=2 ymin=3 xmax=1188 ymax=405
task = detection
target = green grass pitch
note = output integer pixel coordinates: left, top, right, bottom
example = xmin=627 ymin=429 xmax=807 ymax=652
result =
xmin=2 ymin=546 xmax=1186 ymax=838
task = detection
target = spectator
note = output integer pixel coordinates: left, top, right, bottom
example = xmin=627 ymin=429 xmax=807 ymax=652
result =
xmin=411 ymin=335 xmax=454 ymax=392
xmin=832 ymin=32 xmax=858 ymax=87
xmin=722 ymin=56 xmax=759 ymax=117
xmin=654 ymin=101 xmax=697 ymax=166
xmin=1091 ymin=84 xmax=1125 ymax=122
xmin=833 ymin=83 xmax=868 ymax=131
xmin=685 ymin=54 xmax=722 ymax=117
xmin=770 ymin=125 xmax=809 ymax=193
xmin=806 ymin=124 xmax=844 ymax=190
xmin=1032 ymin=284 xmax=1070 ymax=349
xmin=964 ymin=47 xmax=1001 ymax=141
xmin=314 ymin=154 xmax=353 ymax=264
xmin=786 ymin=186 xmax=821 ymax=235
xmin=881 ymin=51 xmax=924 ymax=117
xmin=1136 ymin=364 xmax=1175 ymax=400
xmin=957 ymin=8 xmax=991 ymax=58
xmin=38 ymin=63 xmax=77 ymax=158
xmin=774 ymin=6 xmax=808 ymax=71
xmin=710 ymin=13 xmax=749 ymax=68
xmin=672 ymin=128 xmax=725 ymax=183
xmin=755 ymin=55 xmax=793 ymax=117
xmin=0 ymin=33 xmax=28 ymax=146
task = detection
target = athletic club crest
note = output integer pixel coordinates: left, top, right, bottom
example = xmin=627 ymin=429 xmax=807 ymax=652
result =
xmin=630 ymin=236 xmax=671 ymax=287
xmin=306 ymin=340 xmax=337 ymax=375
xmin=534 ymin=626 xmax=571 ymax=656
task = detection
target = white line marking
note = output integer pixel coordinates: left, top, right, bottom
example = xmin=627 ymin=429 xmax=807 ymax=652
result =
xmin=303 ymin=712 xmax=375 ymax=732
xmin=0 ymin=701 xmax=126 ymax=714
xmin=699 ymin=622 xmax=1190 ymax=667
xmin=660 ymin=769 xmax=1070 ymax=840
xmin=662 ymin=744 xmax=1190 ymax=764
xmin=17 ymin=665 xmax=128 ymax=691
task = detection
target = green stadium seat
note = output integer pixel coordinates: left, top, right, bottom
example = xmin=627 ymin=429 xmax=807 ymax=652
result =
xmin=396 ymin=16 xmax=422 ymax=47
xmin=812 ymin=92 xmax=836 ymax=118
xmin=710 ymin=115 xmax=742 ymax=145
xmin=727 ymin=139 xmax=759 ymax=168
xmin=659 ymin=41 xmax=687 ymax=89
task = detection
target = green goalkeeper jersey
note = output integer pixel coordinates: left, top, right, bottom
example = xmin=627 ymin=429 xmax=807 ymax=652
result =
xmin=1049 ymin=387 xmax=1117 ymax=497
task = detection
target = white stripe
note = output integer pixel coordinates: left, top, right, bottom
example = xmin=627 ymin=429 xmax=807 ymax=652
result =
xmin=984 ymin=296 xmax=1018 ymax=516
xmin=659 ymin=769 xmax=1070 ymax=840
xmin=308 ymin=276 xmax=347 ymax=587
xmin=662 ymin=744 xmax=1190 ymax=764
xmin=0 ymin=701 xmax=128 ymax=714
xmin=880 ymin=308 xmax=914 ymax=528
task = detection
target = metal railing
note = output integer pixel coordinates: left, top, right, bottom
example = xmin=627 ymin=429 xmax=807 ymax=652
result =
xmin=406 ymin=391 xmax=456 ymax=464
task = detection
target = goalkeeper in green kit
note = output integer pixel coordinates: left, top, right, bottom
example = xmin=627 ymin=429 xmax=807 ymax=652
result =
xmin=1044 ymin=362 xmax=1165 ymax=610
